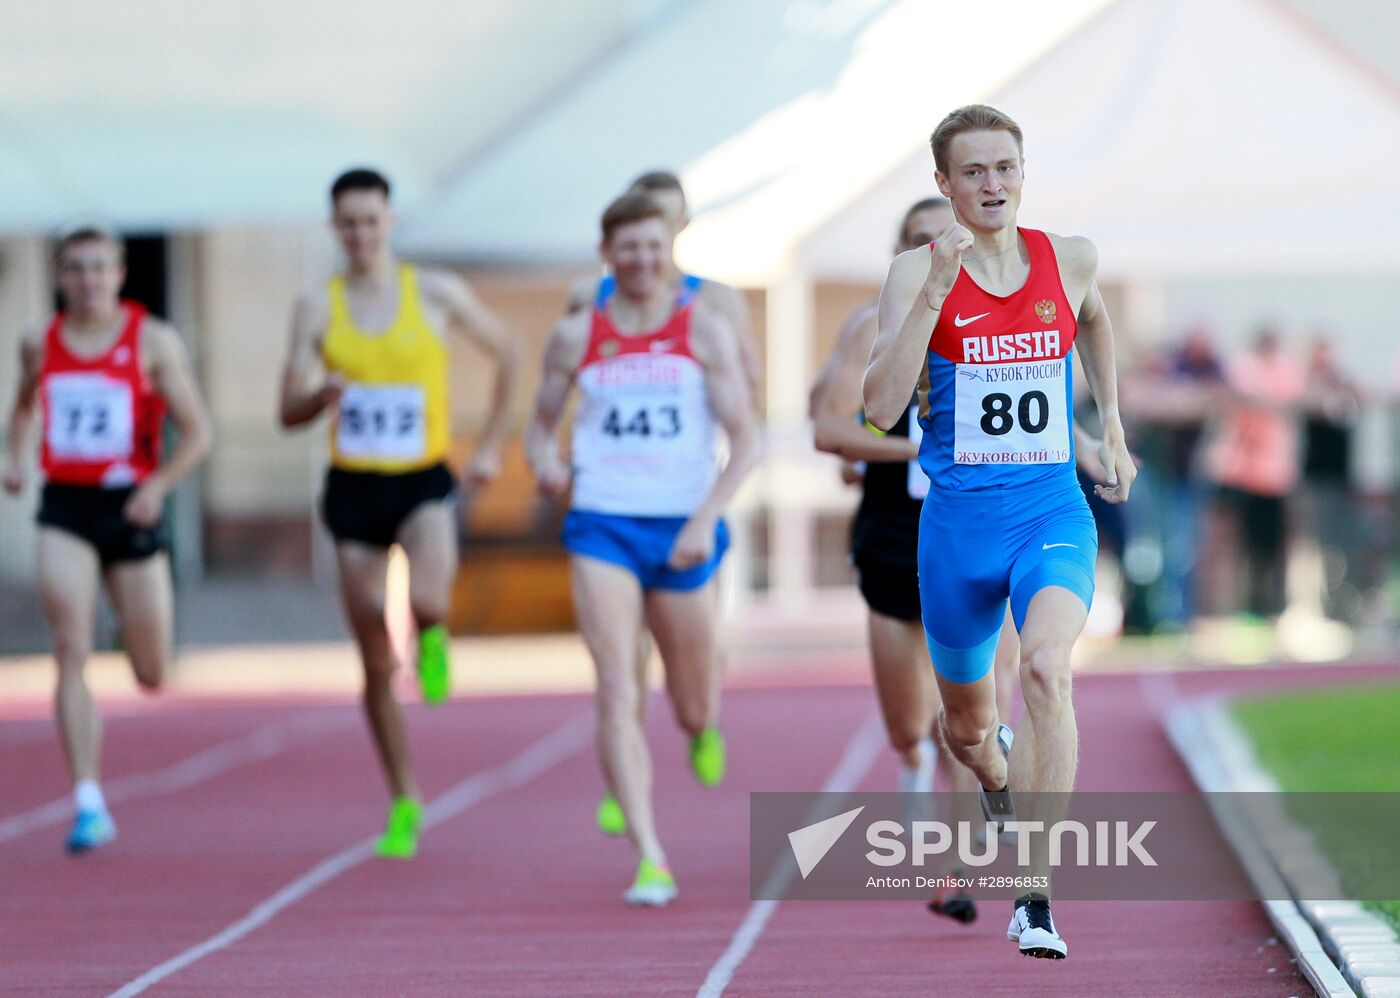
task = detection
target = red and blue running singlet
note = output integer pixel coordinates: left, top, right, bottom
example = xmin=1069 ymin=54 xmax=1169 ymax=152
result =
xmin=570 ymin=303 xmax=718 ymax=517
xmin=39 ymin=302 xmax=165 ymax=488
xmin=917 ymin=227 xmax=1077 ymax=491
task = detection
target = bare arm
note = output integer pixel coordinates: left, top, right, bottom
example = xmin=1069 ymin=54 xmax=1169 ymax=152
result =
xmin=2 ymin=329 xmax=43 ymax=494
xmin=524 ymin=313 xmax=588 ymax=499
xmin=864 ymin=219 xmax=971 ymax=429
xmin=668 ymin=310 xmax=759 ymax=569
xmin=703 ymin=281 xmax=761 ymax=409
xmin=811 ymin=305 xmax=917 ymax=464
xmin=426 ymin=270 xmax=523 ymax=487
xmin=1063 ymin=238 xmax=1134 ymax=502
xmin=278 ymin=293 xmax=340 ymax=429
xmin=124 ymin=321 xmax=213 ymax=526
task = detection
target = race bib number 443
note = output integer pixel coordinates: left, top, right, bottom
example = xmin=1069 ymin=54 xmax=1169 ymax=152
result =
xmin=45 ymin=373 xmax=134 ymax=461
xmin=953 ymin=359 xmax=1069 ymax=464
xmin=336 ymin=383 xmax=426 ymax=461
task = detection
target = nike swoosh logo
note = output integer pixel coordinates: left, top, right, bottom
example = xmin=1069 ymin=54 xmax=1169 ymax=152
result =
xmin=1042 ymin=543 xmax=1078 ymax=550
xmin=953 ymin=312 xmax=990 ymax=327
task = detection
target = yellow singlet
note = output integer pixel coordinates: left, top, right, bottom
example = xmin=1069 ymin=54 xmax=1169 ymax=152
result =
xmin=322 ymin=264 xmax=450 ymax=473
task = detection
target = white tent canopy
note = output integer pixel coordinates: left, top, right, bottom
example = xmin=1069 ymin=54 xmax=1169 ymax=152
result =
xmin=396 ymin=0 xmax=914 ymax=263
xmin=398 ymin=0 xmax=1111 ymax=272
xmin=802 ymin=0 xmax=1400 ymax=282
xmin=399 ymin=0 xmax=1400 ymax=284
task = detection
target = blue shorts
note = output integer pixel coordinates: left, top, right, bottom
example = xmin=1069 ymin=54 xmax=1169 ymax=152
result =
xmin=562 ymin=510 xmax=730 ymax=591
xmin=917 ymin=472 xmax=1097 ymax=684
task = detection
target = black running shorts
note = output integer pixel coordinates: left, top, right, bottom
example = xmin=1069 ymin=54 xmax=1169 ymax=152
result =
xmin=320 ymin=462 xmax=456 ymax=548
xmin=36 ymin=483 xmax=166 ymax=568
xmin=852 ymin=551 xmax=921 ymax=622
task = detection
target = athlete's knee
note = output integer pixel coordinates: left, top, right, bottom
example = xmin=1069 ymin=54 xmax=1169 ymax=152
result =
xmin=669 ymin=695 xmax=709 ymax=737
xmin=595 ymin=669 xmax=640 ymax=722
xmin=885 ymin=718 xmax=925 ymax=756
xmin=1020 ymin=640 xmax=1073 ymax=712
xmin=51 ymin=628 xmax=92 ymax=672
xmin=343 ymin=589 xmax=388 ymax=634
xmin=409 ymin=591 xmax=448 ymax=631
xmin=130 ymin=649 xmax=168 ymax=692
xmin=939 ymin=701 xmax=998 ymax=752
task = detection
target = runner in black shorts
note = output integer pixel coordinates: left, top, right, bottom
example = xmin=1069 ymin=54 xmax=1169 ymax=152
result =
xmin=37 ymin=483 xmax=167 ymax=566
xmin=3 ymin=224 xmax=211 ymax=853
xmin=321 ymin=464 xmax=456 ymax=548
xmin=278 ymin=169 xmax=520 ymax=859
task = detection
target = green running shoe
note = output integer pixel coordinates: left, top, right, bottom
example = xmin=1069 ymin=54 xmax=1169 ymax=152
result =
xmin=374 ymin=796 xmax=423 ymax=859
xmin=624 ymin=858 xmax=677 ymax=907
xmin=689 ymin=727 xmax=726 ymax=787
xmin=417 ymin=624 xmax=451 ymax=705
xmin=596 ymin=793 xmax=627 ymax=837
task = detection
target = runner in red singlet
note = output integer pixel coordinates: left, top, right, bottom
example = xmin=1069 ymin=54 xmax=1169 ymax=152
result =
xmin=865 ymin=105 xmax=1134 ymax=959
xmin=2 ymin=225 xmax=212 ymax=853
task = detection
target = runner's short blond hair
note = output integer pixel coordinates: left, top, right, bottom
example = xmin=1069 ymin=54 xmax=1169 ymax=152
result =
xmin=929 ymin=105 xmax=1024 ymax=176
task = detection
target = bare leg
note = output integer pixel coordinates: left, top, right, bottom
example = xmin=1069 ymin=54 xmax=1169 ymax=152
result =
xmin=105 ymin=553 xmax=175 ymax=692
xmin=868 ymin=610 xmax=936 ymax=770
xmin=935 ymin=668 xmax=1006 ymax=793
xmin=39 ymin=529 xmax=102 ymax=787
xmin=396 ymin=501 xmax=455 ymax=631
xmin=336 ymin=542 xmax=417 ymax=801
xmin=1007 ymin=586 xmax=1087 ymax=894
xmin=644 ymin=581 xmax=720 ymax=738
xmin=633 ymin=628 xmax=653 ymax=727
xmin=571 ymin=556 xmax=665 ymax=864
xmin=992 ymin=604 xmax=1021 ymax=729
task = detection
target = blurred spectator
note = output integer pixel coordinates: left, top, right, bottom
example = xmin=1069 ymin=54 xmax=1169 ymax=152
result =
xmin=1300 ymin=335 xmax=1362 ymax=619
xmin=1156 ymin=326 xmax=1227 ymax=627
xmin=1205 ymin=328 xmax=1305 ymax=618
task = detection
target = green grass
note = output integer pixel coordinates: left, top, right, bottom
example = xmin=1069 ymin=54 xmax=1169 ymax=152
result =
xmin=1233 ymin=683 xmax=1400 ymax=930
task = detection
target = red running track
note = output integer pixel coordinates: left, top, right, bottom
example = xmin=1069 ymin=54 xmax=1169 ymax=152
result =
xmin=3 ymin=659 xmax=1392 ymax=996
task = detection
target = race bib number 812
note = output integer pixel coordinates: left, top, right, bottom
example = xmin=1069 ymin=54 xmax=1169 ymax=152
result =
xmin=336 ymin=383 xmax=426 ymax=461
xmin=953 ymin=359 xmax=1069 ymax=465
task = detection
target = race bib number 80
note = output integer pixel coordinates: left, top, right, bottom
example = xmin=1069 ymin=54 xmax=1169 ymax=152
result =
xmin=336 ymin=383 xmax=426 ymax=461
xmin=953 ymin=359 xmax=1069 ymax=465
xmin=46 ymin=373 xmax=134 ymax=461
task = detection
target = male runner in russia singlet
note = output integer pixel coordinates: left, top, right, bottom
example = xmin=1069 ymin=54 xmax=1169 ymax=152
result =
xmin=562 ymin=170 xmax=756 ymax=839
xmin=865 ymin=105 xmax=1134 ymax=961
xmin=811 ymin=196 xmax=1025 ymax=924
xmin=278 ymin=168 xmax=520 ymax=860
xmin=2 ymin=225 xmax=212 ymax=853
xmin=527 ymin=192 xmax=757 ymax=907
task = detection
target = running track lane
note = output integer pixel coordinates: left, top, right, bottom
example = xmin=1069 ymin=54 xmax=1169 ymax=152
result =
xmin=3 ymin=663 xmax=1392 ymax=994
xmin=0 ymin=694 xmax=592 ymax=994
xmin=706 ymin=666 xmax=1399 ymax=996
xmin=106 ymin=687 xmax=878 ymax=996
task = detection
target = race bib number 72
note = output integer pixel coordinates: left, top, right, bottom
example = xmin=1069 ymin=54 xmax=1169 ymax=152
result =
xmin=45 ymin=373 xmax=134 ymax=461
xmin=953 ymin=359 xmax=1069 ymax=465
xmin=336 ymin=383 xmax=426 ymax=461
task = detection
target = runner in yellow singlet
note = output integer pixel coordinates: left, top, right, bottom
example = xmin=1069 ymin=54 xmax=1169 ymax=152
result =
xmin=278 ymin=169 xmax=521 ymax=859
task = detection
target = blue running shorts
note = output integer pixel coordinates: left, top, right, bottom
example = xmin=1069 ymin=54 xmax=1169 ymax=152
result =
xmin=562 ymin=510 xmax=730 ymax=592
xmin=917 ymin=472 xmax=1097 ymax=684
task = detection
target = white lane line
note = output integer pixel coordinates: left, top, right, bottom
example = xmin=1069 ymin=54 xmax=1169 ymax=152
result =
xmin=697 ymin=710 xmax=886 ymax=998
xmin=106 ymin=712 xmax=593 ymax=998
xmin=0 ymin=712 xmax=353 ymax=845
